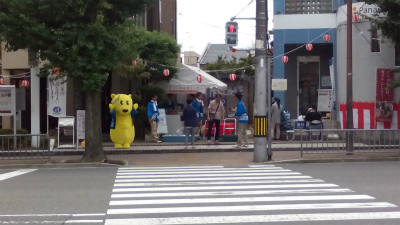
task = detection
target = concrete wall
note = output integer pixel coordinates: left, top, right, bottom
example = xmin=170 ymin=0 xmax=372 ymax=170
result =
xmin=336 ymin=20 xmax=395 ymax=105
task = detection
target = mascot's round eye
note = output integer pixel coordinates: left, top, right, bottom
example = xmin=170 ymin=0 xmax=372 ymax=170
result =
xmin=126 ymin=101 xmax=129 ymax=105
xmin=120 ymin=100 xmax=123 ymax=105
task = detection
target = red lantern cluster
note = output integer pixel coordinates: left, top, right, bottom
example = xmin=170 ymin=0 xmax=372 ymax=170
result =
xmin=323 ymin=34 xmax=330 ymax=42
xmin=306 ymin=43 xmax=313 ymax=51
xmin=0 ymin=77 xmax=5 ymax=85
xmin=21 ymin=80 xmax=29 ymax=88
xmin=163 ymin=69 xmax=170 ymax=76
xmin=282 ymin=56 xmax=289 ymax=63
xmin=197 ymin=75 xmax=203 ymax=83
xmin=229 ymin=73 xmax=236 ymax=81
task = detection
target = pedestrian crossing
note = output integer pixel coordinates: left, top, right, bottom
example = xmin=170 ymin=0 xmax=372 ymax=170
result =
xmin=105 ymin=165 xmax=400 ymax=224
xmin=0 ymin=169 xmax=37 ymax=181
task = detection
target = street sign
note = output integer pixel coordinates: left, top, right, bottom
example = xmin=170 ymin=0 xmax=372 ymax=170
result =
xmin=225 ymin=22 xmax=238 ymax=46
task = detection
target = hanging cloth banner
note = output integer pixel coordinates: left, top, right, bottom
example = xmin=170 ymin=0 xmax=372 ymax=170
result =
xmin=47 ymin=75 xmax=67 ymax=117
xmin=375 ymin=68 xmax=394 ymax=123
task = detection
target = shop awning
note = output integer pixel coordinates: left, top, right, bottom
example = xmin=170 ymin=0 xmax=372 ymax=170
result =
xmin=160 ymin=64 xmax=227 ymax=94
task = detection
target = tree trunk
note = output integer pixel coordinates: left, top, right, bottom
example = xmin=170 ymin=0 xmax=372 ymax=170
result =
xmin=82 ymin=90 xmax=106 ymax=162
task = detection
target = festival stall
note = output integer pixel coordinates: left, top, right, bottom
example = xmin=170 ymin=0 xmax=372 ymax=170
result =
xmin=158 ymin=64 xmax=227 ymax=135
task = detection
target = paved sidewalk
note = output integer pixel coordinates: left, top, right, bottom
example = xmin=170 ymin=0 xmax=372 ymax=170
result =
xmin=1 ymin=150 xmax=400 ymax=168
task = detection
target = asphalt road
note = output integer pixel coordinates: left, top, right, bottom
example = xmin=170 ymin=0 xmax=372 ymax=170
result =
xmin=0 ymin=162 xmax=399 ymax=225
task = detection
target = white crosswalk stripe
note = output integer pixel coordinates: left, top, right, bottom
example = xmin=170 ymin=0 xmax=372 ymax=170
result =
xmin=105 ymin=165 xmax=400 ymax=225
xmin=0 ymin=169 xmax=37 ymax=181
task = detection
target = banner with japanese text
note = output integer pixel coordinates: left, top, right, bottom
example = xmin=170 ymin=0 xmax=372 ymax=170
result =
xmin=376 ymin=68 xmax=394 ymax=123
xmin=47 ymin=75 xmax=67 ymax=117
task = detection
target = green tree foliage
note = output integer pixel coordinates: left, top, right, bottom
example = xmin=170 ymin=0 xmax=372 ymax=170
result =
xmin=0 ymin=0 xmax=151 ymax=161
xmin=364 ymin=0 xmax=400 ymax=89
xmin=202 ymin=55 xmax=255 ymax=77
xmin=113 ymin=28 xmax=180 ymax=138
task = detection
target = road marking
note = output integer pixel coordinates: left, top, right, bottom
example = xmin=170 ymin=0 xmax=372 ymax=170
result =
xmin=117 ymin=169 xmax=291 ymax=175
xmin=0 ymin=220 xmax=103 ymax=224
xmin=116 ymin=172 xmax=302 ymax=179
xmin=104 ymin=212 xmax=400 ymax=224
xmin=118 ymin=166 xmax=224 ymax=170
xmin=114 ymin=175 xmax=313 ymax=182
xmin=113 ymin=179 xmax=324 ymax=187
xmin=107 ymin=202 xmax=397 ymax=215
xmin=112 ymin=188 xmax=353 ymax=199
xmin=109 ymin=195 xmax=374 ymax=205
xmin=0 ymin=169 xmax=37 ymax=181
xmin=111 ymin=188 xmax=353 ymax=198
xmin=112 ymin=183 xmax=338 ymax=192
xmin=0 ymin=213 xmax=106 ymax=217
xmin=117 ymin=167 xmax=285 ymax=173
xmin=65 ymin=220 xmax=104 ymax=223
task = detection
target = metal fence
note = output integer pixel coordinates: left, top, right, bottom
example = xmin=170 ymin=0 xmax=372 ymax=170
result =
xmin=301 ymin=129 xmax=400 ymax=157
xmin=0 ymin=134 xmax=50 ymax=160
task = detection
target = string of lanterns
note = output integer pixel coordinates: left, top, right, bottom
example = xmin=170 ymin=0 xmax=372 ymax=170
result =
xmin=281 ymin=33 xmax=331 ymax=64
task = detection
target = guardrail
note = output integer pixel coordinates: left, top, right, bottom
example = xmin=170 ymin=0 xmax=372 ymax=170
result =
xmin=0 ymin=134 xmax=50 ymax=160
xmin=300 ymin=129 xmax=400 ymax=157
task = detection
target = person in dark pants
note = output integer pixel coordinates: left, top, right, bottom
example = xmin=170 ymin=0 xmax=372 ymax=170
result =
xmin=207 ymin=94 xmax=225 ymax=144
xmin=183 ymin=98 xmax=197 ymax=148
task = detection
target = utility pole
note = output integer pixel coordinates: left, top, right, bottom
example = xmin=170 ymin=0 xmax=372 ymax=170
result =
xmin=346 ymin=0 xmax=354 ymax=154
xmin=253 ymin=0 xmax=269 ymax=162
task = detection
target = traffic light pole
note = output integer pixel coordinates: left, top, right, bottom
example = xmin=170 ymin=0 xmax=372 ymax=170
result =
xmin=253 ymin=0 xmax=269 ymax=162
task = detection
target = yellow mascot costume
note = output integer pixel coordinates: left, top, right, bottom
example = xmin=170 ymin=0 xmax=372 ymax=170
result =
xmin=109 ymin=94 xmax=138 ymax=148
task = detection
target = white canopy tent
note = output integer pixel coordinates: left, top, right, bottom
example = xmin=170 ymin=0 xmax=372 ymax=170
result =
xmin=160 ymin=64 xmax=227 ymax=94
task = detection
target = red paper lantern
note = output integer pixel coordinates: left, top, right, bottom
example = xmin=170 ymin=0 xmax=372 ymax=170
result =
xmin=163 ymin=69 xmax=170 ymax=76
xmin=21 ymin=80 xmax=29 ymax=88
xmin=197 ymin=74 xmax=203 ymax=83
xmin=282 ymin=56 xmax=289 ymax=63
xmin=0 ymin=77 xmax=5 ymax=85
xmin=352 ymin=14 xmax=359 ymax=21
xmin=132 ymin=60 xmax=138 ymax=66
xmin=52 ymin=67 xmax=60 ymax=75
xmin=323 ymin=34 xmax=330 ymax=42
xmin=306 ymin=43 xmax=313 ymax=51
xmin=229 ymin=73 xmax=236 ymax=81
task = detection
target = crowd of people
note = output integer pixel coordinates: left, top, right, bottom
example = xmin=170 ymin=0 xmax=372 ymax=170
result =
xmin=146 ymin=92 xmax=324 ymax=147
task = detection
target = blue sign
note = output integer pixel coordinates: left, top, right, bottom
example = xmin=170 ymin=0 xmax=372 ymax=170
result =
xmin=53 ymin=107 xmax=62 ymax=114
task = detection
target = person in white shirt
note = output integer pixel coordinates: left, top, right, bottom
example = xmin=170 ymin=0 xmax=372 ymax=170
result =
xmin=207 ymin=94 xmax=225 ymax=144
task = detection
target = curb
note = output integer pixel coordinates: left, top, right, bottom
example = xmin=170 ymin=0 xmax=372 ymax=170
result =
xmin=0 ymin=160 xmax=127 ymax=169
xmin=266 ymin=157 xmax=400 ymax=164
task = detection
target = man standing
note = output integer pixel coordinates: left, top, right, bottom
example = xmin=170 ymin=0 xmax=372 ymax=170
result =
xmin=183 ymin=98 xmax=197 ymax=148
xmin=147 ymin=94 xmax=162 ymax=143
xmin=234 ymin=92 xmax=249 ymax=148
xmin=192 ymin=92 xmax=204 ymax=139
xmin=207 ymin=93 xmax=225 ymax=144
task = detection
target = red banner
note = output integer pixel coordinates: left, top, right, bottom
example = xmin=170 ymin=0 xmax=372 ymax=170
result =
xmin=376 ymin=68 xmax=394 ymax=123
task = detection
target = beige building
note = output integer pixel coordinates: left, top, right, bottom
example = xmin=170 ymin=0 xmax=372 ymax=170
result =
xmin=182 ymin=51 xmax=200 ymax=67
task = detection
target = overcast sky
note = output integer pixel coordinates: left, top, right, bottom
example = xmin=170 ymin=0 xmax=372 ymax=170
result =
xmin=177 ymin=0 xmax=274 ymax=55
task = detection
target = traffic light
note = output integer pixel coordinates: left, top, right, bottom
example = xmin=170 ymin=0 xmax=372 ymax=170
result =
xmin=225 ymin=22 xmax=238 ymax=46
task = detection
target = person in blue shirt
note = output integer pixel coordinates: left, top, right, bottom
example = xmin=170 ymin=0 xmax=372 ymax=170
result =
xmin=234 ymin=92 xmax=249 ymax=148
xmin=192 ymin=92 xmax=204 ymax=139
xmin=183 ymin=98 xmax=197 ymax=148
xmin=147 ymin=94 xmax=161 ymax=143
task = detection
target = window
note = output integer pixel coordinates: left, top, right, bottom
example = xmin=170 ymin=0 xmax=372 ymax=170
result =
xmin=395 ymin=44 xmax=400 ymax=67
xmin=371 ymin=23 xmax=380 ymax=52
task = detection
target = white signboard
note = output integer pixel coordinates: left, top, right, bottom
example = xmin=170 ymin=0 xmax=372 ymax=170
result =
xmin=272 ymin=79 xmax=287 ymax=90
xmin=321 ymin=76 xmax=332 ymax=87
xmin=0 ymin=86 xmax=16 ymax=116
xmin=48 ymin=76 xmax=67 ymax=117
xmin=157 ymin=108 xmax=168 ymax=134
xmin=77 ymin=110 xmax=85 ymax=140
xmin=317 ymin=89 xmax=333 ymax=112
